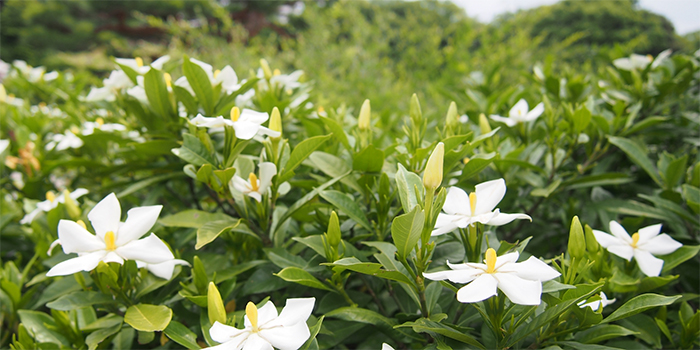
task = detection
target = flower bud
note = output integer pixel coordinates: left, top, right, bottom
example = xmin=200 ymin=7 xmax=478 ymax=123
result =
xmin=568 ymin=216 xmax=586 ymax=260
xmin=269 ymin=107 xmax=282 ymax=139
xmin=584 ymin=224 xmax=599 ymax=254
xmin=0 ymin=84 xmax=6 ymax=103
xmin=358 ymin=99 xmax=371 ymax=131
xmin=63 ymin=190 xmax=81 ymax=220
xmin=423 ymin=142 xmax=444 ymax=190
xmin=260 ymin=59 xmax=272 ymax=80
xmin=478 ymin=113 xmax=492 ymax=135
xmin=326 ymin=211 xmax=341 ymax=248
xmin=410 ymin=93 xmax=422 ymax=124
xmin=207 ymin=282 xmax=227 ymax=325
xmin=446 ymin=101 xmax=459 ymax=129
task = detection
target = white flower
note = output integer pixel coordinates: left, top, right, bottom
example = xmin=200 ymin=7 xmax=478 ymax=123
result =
xmin=126 ymin=76 xmax=148 ymax=104
xmin=235 ymin=89 xmax=256 ymax=109
xmin=432 ymin=179 xmax=531 ymax=236
xmin=45 ymin=130 xmax=83 ymax=151
xmin=46 ymin=193 xmax=177 ymax=278
xmin=382 ymin=344 xmax=395 ymax=350
xmin=578 ymin=292 xmax=616 ymax=311
xmin=137 ymin=259 xmax=190 ymax=280
xmin=651 ymin=49 xmax=672 ymax=69
xmin=115 ymin=55 xmax=170 ymax=74
xmin=231 ymin=162 xmax=276 ymax=202
xmin=190 ymin=108 xmax=280 ymax=140
xmin=178 ymin=59 xmax=242 ymax=95
xmin=424 ymin=248 xmax=560 ymax=305
xmin=0 ymin=139 xmax=9 ymax=154
xmin=490 ymin=99 xmax=544 ymax=127
xmin=85 ymin=87 xmax=116 ymax=102
xmin=613 ymin=54 xmax=652 ymax=71
xmin=103 ymin=70 xmax=134 ymax=90
xmin=20 ymin=189 xmax=89 ymax=224
xmin=43 ymin=71 xmax=59 ymax=82
xmin=271 ymin=70 xmax=303 ymax=90
xmin=209 ymin=297 xmax=315 ymax=350
xmin=593 ymin=221 xmax=682 ymax=277
xmin=82 ymin=118 xmax=127 ymax=136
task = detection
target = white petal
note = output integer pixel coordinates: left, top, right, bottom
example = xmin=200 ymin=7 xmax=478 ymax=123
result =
xmin=509 ymin=99 xmax=529 ymax=119
xmin=216 ymin=66 xmax=239 ymax=92
xmin=613 ymin=58 xmax=634 ymax=71
xmin=190 ymin=58 xmax=214 ymax=80
xmin=489 ymin=114 xmax=517 ymax=127
xmin=57 ymin=220 xmax=105 ymax=254
xmin=525 ymin=102 xmax=544 ymax=121
xmin=248 ymin=192 xmax=262 ymax=203
xmin=102 ymin=251 xmax=124 ymax=264
xmin=592 ymin=230 xmax=622 ymax=248
xmin=210 ymin=321 xmax=248 ymax=344
xmin=638 ymin=234 xmax=682 ymax=256
xmin=242 ymin=333 xmax=273 ymax=350
xmin=260 ymin=320 xmax=310 ymax=350
xmin=493 ymin=252 xmax=519 ymax=270
xmin=231 ymin=176 xmax=251 ymax=194
xmin=255 ymin=126 xmax=281 ymax=138
xmin=609 ymin=221 xmax=632 ymax=244
xmin=424 ymin=268 xmax=482 ymax=284
xmin=270 ymin=297 xmax=314 ymax=328
xmin=607 ymin=244 xmax=634 ymax=261
xmin=232 ymin=121 xmax=261 ymax=140
xmin=486 ymin=212 xmax=531 ymax=226
xmin=88 ymin=193 xmax=121 ymax=239
xmin=239 ymin=109 xmax=269 ymax=124
xmin=69 ymin=188 xmax=89 ymax=200
xmin=20 ymin=208 xmax=42 ymax=224
xmin=47 ymin=239 xmax=61 ymax=256
xmin=382 ymin=344 xmax=395 ymax=350
xmin=257 ymin=162 xmax=277 ymax=195
xmin=245 ymin=302 xmax=278 ymax=329
xmin=494 ymin=273 xmax=543 ymax=305
xmin=116 ymin=205 xmax=162 ymax=246
xmin=505 ymin=256 xmax=560 ymax=281
xmin=456 ymin=274 xmax=498 ymax=303
xmin=637 ymin=224 xmax=662 ymax=241
xmin=46 ymin=251 xmax=106 ymax=276
xmin=431 ymin=215 xmax=460 ymax=236
xmin=443 ymin=187 xmax=470 ymax=215
xmin=634 ymin=249 xmax=664 ymax=277
xmin=150 ymin=55 xmax=170 ymax=70
xmin=144 ymin=259 xmax=190 ymax=280
xmin=116 ymin=233 xmax=173 ymax=264
xmin=474 ymin=178 xmax=506 ymax=214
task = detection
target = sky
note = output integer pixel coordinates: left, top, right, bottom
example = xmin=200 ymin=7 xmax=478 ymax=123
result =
xmin=451 ymin=0 xmax=700 ymax=35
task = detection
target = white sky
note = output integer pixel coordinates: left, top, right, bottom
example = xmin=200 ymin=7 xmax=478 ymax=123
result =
xmin=451 ymin=0 xmax=700 ymax=35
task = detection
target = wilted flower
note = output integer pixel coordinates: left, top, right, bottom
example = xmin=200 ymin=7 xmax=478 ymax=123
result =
xmin=190 ymin=107 xmax=280 ymax=140
xmin=209 ymin=297 xmax=315 ymax=350
xmin=432 ymin=179 xmax=531 ymax=236
xmin=593 ymin=221 xmax=682 ymax=277
xmin=231 ymin=162 xmax=276 ymax=202
xmin=490 ymin=99 xmax=544 ymax=127
xmin=424 ymin=248 xmax=560 ymax=305
xmin=20 ymin=189 xmax=88 ymax=224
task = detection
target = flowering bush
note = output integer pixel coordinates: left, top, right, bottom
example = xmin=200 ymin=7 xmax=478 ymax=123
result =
xmin=0 ymin=48 xmax=699 ymax=350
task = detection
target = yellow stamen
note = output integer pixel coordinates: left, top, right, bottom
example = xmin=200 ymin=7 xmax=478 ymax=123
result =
xmin=163 ymin=72 xmax=172 ymax=88
xmin=246 ymin=302 xmax=259 ymax=332
xmin=213 ymin=69 xmax=221 ymax=79
xmin=317 ymin=106 xmax=325 ymax=114
xmin=631 ymin=232 xmax=640 ymax=248
xmin=104 ymin=231 xmax=116 ymax=251
xmin=76 ymin=220 xmax=87 ymax=229
xmin=135 ymin=57 xmax=144 ymax=67
xmin=38 ymin=102 xmax=47 ymax=108
xmin=230 ymin=107 xmax=240 ymax=122
xmin=46 ymin=191 xmax=57 ymax=203
xmin=96 ymin=117 xmax=104 ymax=126
xmin=469 ymin=192 xmax=477 ymax=213
xmin=249 ymin=173 xmax=259 ymax=192
xmin=70 ymin=126 xmax=80 ymax=134
xmin=273 ymin=68 xmax=281 ymax=76
xmin=463 ymin=157 xmax=470 ymax=164
xmin=485 ymin=248 xmax=497 ymax=273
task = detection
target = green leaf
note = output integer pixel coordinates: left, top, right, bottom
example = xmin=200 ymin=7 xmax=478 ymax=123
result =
xmin=116 ymin=173 xmax=184 ymax=198
xmin=623 ymin=116 xmax=668 ymax=136
xmin=307 ymin=151 xmax=363 ymax=193
xmin=124 ymin=304 xmax=173 ymax=332
xmin=531 ymin=179 xmax=562 ymax=198
xmin=561 ymin=173 xmax=634 ymax=190
xmin=183 ymin=57 xmax=215 ymax=115
xmin=661 ymin=245 xmax=700 ymax=273
xmin=325 ymin=257 xmax=413 ymax=285
xmin=608 ymin=136 xmax=663 ymax=187
xmin=164 ymin=321 xmax=201 ymax=349
xmin=293 ymin=235 xmax=327 ymax=257
xmin=143 ymin=68 xmax=174 ymax=119
xmin=391 ymin=206 xmax=425 ymax=261
xmin=300 ymin=316 xmax=324 ymax=350
xmin=173 ymin=85 xmax=198 ymax=116
xmin=320 ymin=116 xmax=351 ymax=150
xmin=663 ymin=154 xmax=688 ymax=189
xmin=17 ymin=310 xmax=71 ymax=346
xmin=85 ymin=322 xmax=122 ymax=350
xmin=460 ymin=152 xmax=496 ymax=180
xmin=682 ymin=184 xmax=700 ymax=214
xmin=395 ymin=163 xmax=424 ymax=213
xmin=160 ymin=210 xmax=235 ymax=229
xmin=326 ymin=307 xmax=397 ymax=327
xmin=396 ymin=318 xmax=484 ymax=348
xmin=46 ymin=291 xmax=115 ymax=311
xmin=555 ymin=341 xmax=624 ymax=350
xmin=216 ymin=260 xmax=268 ymax=283
xmin=602 ymin=294 xmax=681 ymax=324
xmin=353 ymin=145 xmax=385 ymax=172
xmin=575 ymin=325 xmax=637 ymax=344
xmin=172 ymin=134 xmax=216 ymax=167
xmin=573 ymin=105 xmax=592 ymax=133
xmin=320 ymin=190 xmax=372 ymax=231
xmin=196 ymin=219 xmax=242 ymax=250
xmin=281 ymin=134 xmax=332 ymax=181
xmin=275 ymin=267 xmax=334 ymax=291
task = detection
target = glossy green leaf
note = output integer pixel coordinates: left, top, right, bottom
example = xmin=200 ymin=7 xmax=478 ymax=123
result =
xmin=160 ymin=210 xmax=235 ymax=228
xmin=183 ymin=57 xmax=215 ymax=115
xmin=391 ymin=205 xmax=425 ymax=261
xmin=164 ymin=321 xmax=201 ymax=350
xmin=326 ymin=257 xmax=413 ymax=285
xmin=143 ymin=68 xmax=174 ymax=119
xmin=281 ymin=134 xmax=332 ymax=180
xmin=196 ymin=219 xmax=242 ymax=250
xmin=396 ymin=318 xmax=484 ymax=348
xmin=608 ymin=136 xmax=663 ymax=187
xmin=46 ymin=291 xmax=115 ymax=311
xmin=353 ymin=145 xmax=384 ymax=172
xmin=275 ymin=267 xmax=334 ymax=291
xmin=85 ymin=322 xmax=122 ymax=350
xmin=661 ymin=245 xmax=700 ymax=273
xmin=602 ymin=294 xmax=681 ymax=324
xmin=575 ymin=325 xmax=637 ymax=344
xmin=320 ymin=190 xmax=372 ymax=231
xmin=124 ymin=304 xmax=173 ymax=332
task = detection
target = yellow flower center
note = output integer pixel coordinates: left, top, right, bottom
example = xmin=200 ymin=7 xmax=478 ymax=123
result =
xmin=164 ymin=72 xmax=172 ymax=88
xmin=38 ymin=102 xmax=47 ymax=108
xmin=46 ymin=191 xmax=56 ymax=203
xmin=273 ymin=69 xmax=281 ymax=76
xmin=135 ymin=57 xmax=144 ymax=67
xmin=96 ymin=117 xmax=104 ymax=127
xmin=213 ymin=69 xmax=221 ymax=79
xmin=631 ymin=232 xmax=640 ymax=248
xmin=104 ymin=231 xmax=117 ymax=251
xmin=463 ymin=157 xmax=470 ymax=164
xmin=249 ymin=173 xmax=259 ymax=192
xmin=246 ymin=302 xmax=259 ymax=333
xmin=77 ymin=220 xmax=87 ymax=229
xmin=230 ymin=107 xmax=241 ymax=122
xmin=70 ymin=126 xmax=80 ymax=134
xmin=317 ymin=106 xmax=325 ymax=114
xmin=485 ymin=248 xmax=497 ymax=273
xmin=469 ymin=192 xmax=477 ymax=214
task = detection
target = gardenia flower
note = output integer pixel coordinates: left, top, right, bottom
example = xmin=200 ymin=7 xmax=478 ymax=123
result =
xmin=82 ymin=118 xmax=127 ymax=135
xmin=490 ymin=99 xmax=544 ymax=127
xmin=174 ymin=59 xmax=242 ymax=95
xmin=432 ymin=179 xmax=531 ymax=236
xmin=46 ymin=193 xmax=177 ymax=278
xmin=137 ymin=258 xmax=191 ymax=280
xmin=578 ymin=292 xmax=616 ymax=312
xmin=20 ymin=189 xmax=88 ymax=224
xmin=613 ymin=54 xmax=652 ymax=71
xmin=115 ymin=55 xmax=170 ymax=75
xmin=209 ymin=297 xmax=315 ymax=350
xmin=231 ymin=162 xmax=276 ymax=202
xmin=424 ymin=248 xmax=560 ymax=305
xmin=190 ymin=107 xmax=280 ymax=140
xmin=593 ymin=221 xmax=682 ymax=277
xmin=45 ymin=129 xmax=83 ymax=151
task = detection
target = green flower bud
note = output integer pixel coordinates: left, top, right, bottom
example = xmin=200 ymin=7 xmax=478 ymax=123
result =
xmin=568 ymin=216 xmax=586 ymax=259
xmin=584 ymin=224 xmax=599 ymax=254
xmin=358 ymin=99 xmax=371 ymax=131
xmin=423 ymin=142 xmax=444 ymax=190
xmin=207 ymin=282 xmax=227 ymax=325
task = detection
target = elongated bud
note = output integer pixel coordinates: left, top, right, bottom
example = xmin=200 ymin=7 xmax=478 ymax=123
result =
xmin=478 ymin=113 xmax=492 ymax=135
xmin=0 ymin=84 xmax=6 ymax=103
xmin=423 ymin=142 xmax=444 ymax=190
xmin=269 ymin=107 xmax=282 ymax=139
xmin=446 ymin=101 xmax=459 ymax=128
xmin=207 ymin=282 xmax=227 ymax=325
xmin=260 ymin=59 xmax=272 ymax=80
xmin=63 ymin=190 xmax=81 ymax=219
xmin=410 ymin=93 xmax=422 ymax=124
xmin=163 ymin=72 xmax=172 ymax=88
xmin=568 ymin=216 xmax=586 ymax=259
xmin=326 ymin=211 xmax=341 ymax=248
xmin=358 ymin=99 xmax=371 ymax=131
xmin=584 ymin=224 xmax=599 ymax=254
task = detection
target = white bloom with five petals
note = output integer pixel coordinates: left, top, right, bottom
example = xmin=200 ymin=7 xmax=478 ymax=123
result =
xmin=231 ymin=162 xmax=276 ymax=202
xmin=593 ymin=221 xmax=682 ymax=277
xmin=190 ymin=107 xmax=280 ymax=140
xmin=432 ymin=179 xmax=531 ymax=236
xmin=46 ymin=193 xmax=177 ymax=278
xmin=424 ymin=248 xmax=560 ymax=305
xmin=20 ymin=189 xmax=88 ymax=224
xmin=209 ymin=297 xmax=315 ymax=350
xmin=489 ymin=99 xmax=544 ymax=127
